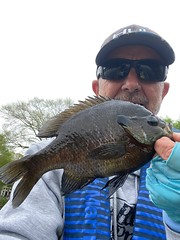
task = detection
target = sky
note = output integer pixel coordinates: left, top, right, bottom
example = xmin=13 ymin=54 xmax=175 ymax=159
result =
xmin=0 ymin=0 xmax=179 ymax=121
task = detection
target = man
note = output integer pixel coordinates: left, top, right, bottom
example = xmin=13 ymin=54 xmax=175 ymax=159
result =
xmin=0 ymin=24 xmax=180 ymax=239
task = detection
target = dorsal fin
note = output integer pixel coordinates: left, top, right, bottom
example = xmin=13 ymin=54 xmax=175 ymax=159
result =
xmin=37 ymin=95 xmax=111 ymax=138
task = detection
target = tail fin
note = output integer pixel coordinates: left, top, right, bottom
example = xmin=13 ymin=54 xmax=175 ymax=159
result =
xmin=0 ymin=156 xmax=42 ymax=208
xmin=0 ymin=156 xmax=29 ymax=184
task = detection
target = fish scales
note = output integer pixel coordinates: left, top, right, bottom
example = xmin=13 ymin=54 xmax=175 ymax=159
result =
xmin=0 ymin=96 xmax=172 ymax=207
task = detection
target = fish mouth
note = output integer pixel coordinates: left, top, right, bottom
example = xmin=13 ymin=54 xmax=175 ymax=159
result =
xmin=163 ymin=123 xmax=173 ymax=139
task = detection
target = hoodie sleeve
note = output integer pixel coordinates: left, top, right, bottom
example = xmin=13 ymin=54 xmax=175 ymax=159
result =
xmin=163 ymin=211 xmax=180 ymax=240
xmin=0 ymin=140 xmax=65 ymax=240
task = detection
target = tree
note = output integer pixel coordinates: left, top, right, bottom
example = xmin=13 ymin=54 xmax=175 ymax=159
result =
xmin=0 ymin=97 xmax=74 ymax=153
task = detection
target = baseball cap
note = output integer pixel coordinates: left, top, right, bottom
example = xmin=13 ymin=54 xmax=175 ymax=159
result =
xmin=96 ymin=24 xmax=175 ymax=66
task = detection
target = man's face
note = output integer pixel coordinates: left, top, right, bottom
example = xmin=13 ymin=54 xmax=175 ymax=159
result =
xmin=92 ymin=45 xmax=169 ymax=114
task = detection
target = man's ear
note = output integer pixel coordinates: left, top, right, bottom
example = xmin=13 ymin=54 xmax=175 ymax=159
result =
xmin=162 ymin=82 xmax=169 ymax=99
xmin=92 ymin=80 xmax=99 ymax=95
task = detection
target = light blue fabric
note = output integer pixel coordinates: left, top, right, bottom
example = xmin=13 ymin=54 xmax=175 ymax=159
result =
xmin=166 ymin=142 xmax=180 ymax=171
xmin=146 ymin=142 xmax=180 ymax=230
xmin=163 ymin=211 xmax=180 ymax=233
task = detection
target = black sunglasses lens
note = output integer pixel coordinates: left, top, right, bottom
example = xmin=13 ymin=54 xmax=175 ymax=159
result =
xmin=98 ymin=59 xmax=131 ymax=80
xmin=102 ymin=64 xmax=130 ymax=80
xmin=137 ymin=60 xmax=166 ymax=82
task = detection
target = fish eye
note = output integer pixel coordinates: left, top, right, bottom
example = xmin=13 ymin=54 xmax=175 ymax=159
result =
xmin=147 ymin=115 xmax=159 ymax=126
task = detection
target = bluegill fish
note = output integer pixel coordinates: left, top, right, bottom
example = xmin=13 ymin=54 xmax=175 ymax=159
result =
xmin=0 ymin=96 xmax=172 ymax=208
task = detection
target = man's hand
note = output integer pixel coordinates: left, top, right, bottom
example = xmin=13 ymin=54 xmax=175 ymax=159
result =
xmin=154 ymin=132 xmax=180 ymax=160
xmin=146 ymin=132 xmax=180 ymax=224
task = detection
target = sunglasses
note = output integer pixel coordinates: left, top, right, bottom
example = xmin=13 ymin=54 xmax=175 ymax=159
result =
xmin=96 ymin=58 xmax=168 ymax=83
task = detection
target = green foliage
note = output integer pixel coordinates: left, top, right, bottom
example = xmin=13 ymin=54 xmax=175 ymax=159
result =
xmin=0 ymin=196 xmax=8 ymax=209
xmin=0 ymin=134 xmax=15 ymax=167
xmin=163 ymin=116 xmax=180 ymax=130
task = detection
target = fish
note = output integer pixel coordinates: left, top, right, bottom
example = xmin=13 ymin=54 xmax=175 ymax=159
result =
xmin=0 ymin=96 xmax=172 ymax=208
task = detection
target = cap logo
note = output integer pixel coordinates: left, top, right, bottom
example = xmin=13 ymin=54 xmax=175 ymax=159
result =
xmin=112 ymin=27 xmax=147 ymax=39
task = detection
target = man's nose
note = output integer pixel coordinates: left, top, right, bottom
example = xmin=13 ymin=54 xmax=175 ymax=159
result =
xmin=121 ymin=68 xmax=141 ymax=92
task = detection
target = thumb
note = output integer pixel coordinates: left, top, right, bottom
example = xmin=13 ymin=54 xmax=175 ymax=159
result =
xmin=173 ymin=132 xmax=180 ymax=142
xmin=154 ymin=137 xmax=175 ymax=160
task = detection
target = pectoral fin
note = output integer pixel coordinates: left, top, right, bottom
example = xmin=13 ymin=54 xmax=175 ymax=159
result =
xmin=102 ymin=174 xmax=128 ymax=197
xmin=61 ymin=172 xmax=94 ymax=195
xmin=88 ymin=142 xmax=126 ymax=160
